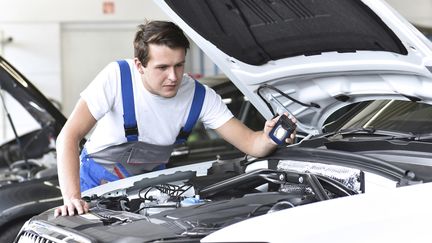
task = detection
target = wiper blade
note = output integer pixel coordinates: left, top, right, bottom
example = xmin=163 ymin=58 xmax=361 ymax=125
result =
xmin=413 ymin=133 xmax=432 ymax=141
xmin=333 ymin=127 xmax=417 ymax=140
xmin=337 ymin=127 xmax=376 ymax=135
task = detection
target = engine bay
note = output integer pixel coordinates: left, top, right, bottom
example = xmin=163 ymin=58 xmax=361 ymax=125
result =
xmin=19 ymin=151 xmax=420 ymax=243
xmin=79 ymin=157 xmax=360 ymax=238
xmin=0 ymin=151 xmax=57 ymax=186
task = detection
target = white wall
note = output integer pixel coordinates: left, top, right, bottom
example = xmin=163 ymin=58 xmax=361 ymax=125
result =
xmin=0 ymin=0 xmax=167 ymax=22
xmin=0 ymin=0 xmax=171 ymax=116
xmin=386 ymin=0 xmax=432 ymax=28
xmin=61 ymin=22 xmax=138 ymax=115
xmin=0 ymin=23 xmax=61 ymax=101
xmin=0 ymin=0 xmax=221 ymax=117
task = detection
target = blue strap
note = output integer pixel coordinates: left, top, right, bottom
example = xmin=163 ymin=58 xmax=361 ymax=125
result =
xmin=175 ymin=80 xmax=206 ymax=144
xmin=117 ymin=60 xmax=138 ymax=142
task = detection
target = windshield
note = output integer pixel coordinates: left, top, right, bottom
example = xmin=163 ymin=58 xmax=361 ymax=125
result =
xmin=338 ymin=100 xmax=432 ymax=135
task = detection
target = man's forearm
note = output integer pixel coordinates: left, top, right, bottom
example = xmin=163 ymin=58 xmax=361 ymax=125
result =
xmin=57 ymin=136 xmax=82 ymax=202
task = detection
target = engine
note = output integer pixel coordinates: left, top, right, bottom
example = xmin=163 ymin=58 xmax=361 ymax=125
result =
xmin=83 ymin=157 xmax=360 ymax=233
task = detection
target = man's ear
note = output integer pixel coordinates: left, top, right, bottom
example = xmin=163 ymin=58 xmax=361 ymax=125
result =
xmin=134 ymin=58 xmax=145 ymax=74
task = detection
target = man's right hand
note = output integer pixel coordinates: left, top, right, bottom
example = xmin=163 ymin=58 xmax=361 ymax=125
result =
xmin=54 ymin=198 xmax=89 ymax=217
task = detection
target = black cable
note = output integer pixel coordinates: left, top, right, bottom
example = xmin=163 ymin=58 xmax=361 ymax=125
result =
xmin=139 ymin=183 xmax=192 ymax=202
xmin=142 ymin=187 xmax=157 ymax=201
xmin=257 ymin=84 xmax=320 ymax=117
xmin=175 ymin=184 xmax=193 ymax=198
xmin=257 ymin=85 xmax=276 ymax=116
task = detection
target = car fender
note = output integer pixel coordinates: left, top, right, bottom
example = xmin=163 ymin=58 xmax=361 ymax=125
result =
xmin=0 ymin=176 xmax=62 ymax=228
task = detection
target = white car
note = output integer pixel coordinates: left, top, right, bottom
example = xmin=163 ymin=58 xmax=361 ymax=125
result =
xmin=15 ymin=0 xmax=432 ymax=242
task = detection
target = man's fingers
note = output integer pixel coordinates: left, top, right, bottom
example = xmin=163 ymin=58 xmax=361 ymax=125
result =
xmin=67 ymin=202 xmax=77 ymax=216
xmin=54 ymin=207 xmax=61 ymax=218
xmin=264 ymin=115 xmax=281 ymax=134
xmin=54 ymin=205 xmax=69 ymax=217
xmin=83 ymin=201 xmax=90 ymax=213
xmin=54 ymin=199 xmax=89 ymax=217
xmin=68 ymin=198 xmax=85 ymax=216
xmin=73 ymin=199 xmax=90 ymax=215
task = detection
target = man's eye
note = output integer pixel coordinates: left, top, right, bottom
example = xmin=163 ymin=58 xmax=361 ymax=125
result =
xmin=157 ymin=66 xmax=168 ymax=70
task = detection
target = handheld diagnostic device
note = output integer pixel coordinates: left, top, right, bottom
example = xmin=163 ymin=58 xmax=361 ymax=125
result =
xmin=269 ymin=114 xmax=296 ymax=145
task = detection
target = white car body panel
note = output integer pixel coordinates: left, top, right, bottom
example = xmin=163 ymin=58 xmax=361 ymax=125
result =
xmin=202 ymin=182 xmax=432 ymax=243
xmin=82 ymin=160 xmax=217 ymax=197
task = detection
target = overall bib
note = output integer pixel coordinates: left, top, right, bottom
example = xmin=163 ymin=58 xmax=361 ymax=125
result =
xmin=79 ymin=60 xmax=205 ymax=191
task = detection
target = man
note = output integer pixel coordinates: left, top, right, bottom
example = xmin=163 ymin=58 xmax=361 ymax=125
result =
xmin=54 ymin=20 xmax=296 ymax=217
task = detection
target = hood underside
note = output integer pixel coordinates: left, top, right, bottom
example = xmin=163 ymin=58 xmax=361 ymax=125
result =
xmin=165 ymin=0 xmax=407 ymax=65
xmin=155 ymin=0 xmax=432 ymax=135
xmin=0 ymin=56 xmax=66 ymax=131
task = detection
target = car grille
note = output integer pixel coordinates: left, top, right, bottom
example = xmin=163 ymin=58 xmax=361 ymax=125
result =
xmin=17 ymin=231 xmax=54 ymax=243
xmin=16 ymin=220 xmax=93 ymax=243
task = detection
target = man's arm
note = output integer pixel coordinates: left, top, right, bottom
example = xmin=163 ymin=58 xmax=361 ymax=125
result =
xmin=54 ymin=99 xmax=97 ymax=217
xmin=215 ymin=114 xmax=296 ymax=158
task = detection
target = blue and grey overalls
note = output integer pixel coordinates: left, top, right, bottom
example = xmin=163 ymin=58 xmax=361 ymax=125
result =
xmin=79 ymin=60 xmax=205 ymax=191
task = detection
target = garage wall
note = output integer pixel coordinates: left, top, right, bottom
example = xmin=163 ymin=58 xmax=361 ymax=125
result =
xmin=0 ymin=23 xmax=61 ymax=101
xmin=0 ymin=0 xmax=170 ymax=116
xmin=0 ymin=0 xmax=221 ymax=118
xmin=386 ymin=0 xmax=432 ymax=28
xmin=61 ymin=22 xmax=138 ymax=116
xmin=0 ymin=0 xmax=167 ymax=22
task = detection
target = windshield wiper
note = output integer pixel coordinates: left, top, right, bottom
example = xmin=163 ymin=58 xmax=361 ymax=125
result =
xmin=331 ymin=127 xmax=417 ymax=140
xmin=413 ymin=133 xmax=432 ymax=141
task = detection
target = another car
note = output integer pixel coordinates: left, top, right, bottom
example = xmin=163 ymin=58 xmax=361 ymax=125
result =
xmin=0 ymin=56 xmax=66 ymax=242
xmin=15 ymin=0 xmax=432 ymax=242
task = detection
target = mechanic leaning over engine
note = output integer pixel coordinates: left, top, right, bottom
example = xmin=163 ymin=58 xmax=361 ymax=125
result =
xmin=54 ymin=20 xmax=297 ymax=217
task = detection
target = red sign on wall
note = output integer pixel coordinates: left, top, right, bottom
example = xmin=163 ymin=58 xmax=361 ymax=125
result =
xmin=103 ymin=1 xmax=115 ymax=14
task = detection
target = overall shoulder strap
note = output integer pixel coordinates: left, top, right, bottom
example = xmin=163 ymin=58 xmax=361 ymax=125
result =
xmin=176 ymin=80 xmax=206 ymax=144
xmin=117 ymin=60 xmax=138 ymax=142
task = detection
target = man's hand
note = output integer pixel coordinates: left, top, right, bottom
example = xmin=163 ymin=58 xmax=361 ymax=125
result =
xmin=264 ymin=113 xmax=297 ymax=145
xmin=54 ymin=198 xmax=89 ymax=217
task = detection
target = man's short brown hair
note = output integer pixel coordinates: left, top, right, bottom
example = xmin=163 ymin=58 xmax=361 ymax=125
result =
xmin=134 ymin=20 xmax=190 ymax=67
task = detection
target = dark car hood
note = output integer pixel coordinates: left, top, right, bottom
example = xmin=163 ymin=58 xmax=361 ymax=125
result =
xmin=0 ymin=56 xmax=66 ymax=133
xmin=0 ymin=56 xmax=66 ymax=168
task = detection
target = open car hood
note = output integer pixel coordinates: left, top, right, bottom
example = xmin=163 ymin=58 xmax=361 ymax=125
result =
xmin=0 ymin=56 xmax=66 ymax=133
xmin=154 ymin=0 xmax=432 ymax=135
xmin=0 ymin=56 xmax=67 ymax=168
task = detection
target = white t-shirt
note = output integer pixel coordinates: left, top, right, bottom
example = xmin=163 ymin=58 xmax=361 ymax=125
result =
xmin=81 ymin=59 xmax=233 ymax=154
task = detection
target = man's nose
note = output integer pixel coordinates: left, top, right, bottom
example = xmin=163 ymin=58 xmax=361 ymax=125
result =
xmin=167 ymin=67 xmax=177 ymax=81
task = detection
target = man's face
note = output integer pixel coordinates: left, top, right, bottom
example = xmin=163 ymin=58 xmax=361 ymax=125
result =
xmin=135 ymin=44 xmax=186 ymax=98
